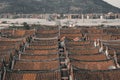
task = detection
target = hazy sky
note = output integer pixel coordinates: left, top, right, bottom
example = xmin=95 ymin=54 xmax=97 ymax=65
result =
xmin=103 ymin=0 xmax=120 ymax=8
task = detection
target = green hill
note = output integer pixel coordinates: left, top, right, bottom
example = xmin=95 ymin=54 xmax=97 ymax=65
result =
xmin=0 ymin=0 xmax=120 ymax=14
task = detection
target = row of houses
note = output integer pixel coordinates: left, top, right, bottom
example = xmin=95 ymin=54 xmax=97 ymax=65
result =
xmin=0 ymin=13 xmax=120 ymax=19
xmin=1 ymin=25 xmax=120 ymax=80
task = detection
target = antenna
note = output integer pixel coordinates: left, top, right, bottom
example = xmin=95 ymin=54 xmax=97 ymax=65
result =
xmin=94 ymin=39 xmax=97 ymax=47
xmin=96 ymin=39 xmax=100 ymax=46
xmin=99 ymin=40 xmax=103 ymax=52
xmin=105 ymin=46 xmax=110 ymax=59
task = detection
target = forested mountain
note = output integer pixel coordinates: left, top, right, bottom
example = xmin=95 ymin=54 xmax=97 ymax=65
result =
xmin=0 ymin=0 xmax=120 ymax=14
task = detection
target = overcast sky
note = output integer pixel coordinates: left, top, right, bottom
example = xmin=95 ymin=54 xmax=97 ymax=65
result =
xmin=103 ymin=0 xmax=120 ymax=8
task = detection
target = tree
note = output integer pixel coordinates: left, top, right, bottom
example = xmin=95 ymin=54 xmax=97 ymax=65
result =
xmin=23 ymin=22 xmax=30 ymax=30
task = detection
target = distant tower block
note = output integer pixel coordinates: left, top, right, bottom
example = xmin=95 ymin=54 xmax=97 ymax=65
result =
xmin=68 ymin=14 xmax=72 ymax=19
xmin=100 ymin=15 xmax=103 ymax=19
xmin=82 ymin=14 xmax=84 ymax=19
xmin=87 ymin=15 xmax=89 ymax=19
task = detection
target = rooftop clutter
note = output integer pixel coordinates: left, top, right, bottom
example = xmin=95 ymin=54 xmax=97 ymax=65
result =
xmin=0 ymin=25 xmax=120 ymax=80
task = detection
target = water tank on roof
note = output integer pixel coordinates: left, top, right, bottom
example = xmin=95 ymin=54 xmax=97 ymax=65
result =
xmin=108 ymin=66 xmax=116 ymax=69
